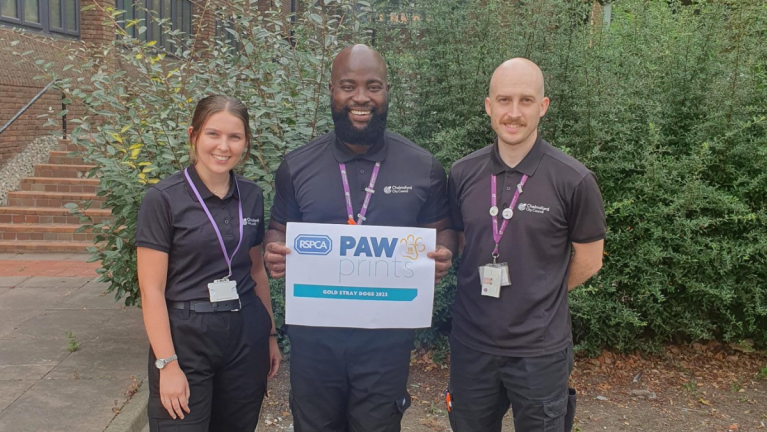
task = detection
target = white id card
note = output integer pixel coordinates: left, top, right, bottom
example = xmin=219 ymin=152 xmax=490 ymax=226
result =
xmin=479 ymin=266 xmax=502 ymax=298
xmin=487 ymin=262 xmax=511 ymax=287
xmin=207 ymin=279 xmax=240 ymax=302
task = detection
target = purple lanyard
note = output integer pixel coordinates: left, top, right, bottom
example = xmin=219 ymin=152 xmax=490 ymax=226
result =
xmin=491 ymin=173 xmax=529 ymax=259
xmin=184 ymin=168 xmax=243 ymax=279
xmin=339 ymin=162 xmax=381 ymax=225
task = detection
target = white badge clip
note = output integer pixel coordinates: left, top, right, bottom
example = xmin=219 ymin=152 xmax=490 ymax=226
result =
xmin=208 ymin=278 xmax=240 ymax=303
xmin=479 ymin=266 xmax=503 ymax=298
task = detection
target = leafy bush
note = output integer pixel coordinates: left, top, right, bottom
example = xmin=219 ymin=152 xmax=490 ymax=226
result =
xmin=374 ymin=0 xmax=767 ymax=354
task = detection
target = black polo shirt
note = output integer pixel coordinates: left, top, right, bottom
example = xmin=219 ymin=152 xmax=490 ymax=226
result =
xmin=448 ymin=137 xmax=605 ymax=357
xmin=270 ymin=130 xmax=449 ymax=227
xmin=136 ymin=165 xmax=265 ymax=302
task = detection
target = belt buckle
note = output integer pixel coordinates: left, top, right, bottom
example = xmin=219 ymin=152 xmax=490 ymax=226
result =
xmin=232 ymin=298 xmax=242 ymax=312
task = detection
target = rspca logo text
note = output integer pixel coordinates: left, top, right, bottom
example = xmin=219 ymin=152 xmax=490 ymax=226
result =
xmin=294 ymin=235 xmax=332 ymax=255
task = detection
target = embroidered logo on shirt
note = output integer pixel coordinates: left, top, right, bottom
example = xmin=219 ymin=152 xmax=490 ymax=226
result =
xmin=517 ymin=203 xmax=550 ymax=214
xmin=242 ymin=217 xmax=260 ymax=226
xmin=383 ymin=185 xmax=413 ymax=194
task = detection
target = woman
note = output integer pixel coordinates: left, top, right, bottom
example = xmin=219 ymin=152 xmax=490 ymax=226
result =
xmin=136 ymin=95 xmax=280 ymax=432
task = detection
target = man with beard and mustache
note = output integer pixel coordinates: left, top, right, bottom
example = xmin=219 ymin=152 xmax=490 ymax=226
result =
xmin=445 ymin=58 xmax=605 ymax=432
xmin=264 ymin=44 xmax=455 ymax=432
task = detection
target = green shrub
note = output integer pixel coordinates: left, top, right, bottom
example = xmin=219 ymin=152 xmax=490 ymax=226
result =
xmin=374 ymin=0 xmax=767 ymax=353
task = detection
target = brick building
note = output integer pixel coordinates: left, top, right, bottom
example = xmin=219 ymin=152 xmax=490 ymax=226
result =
xmin=0 ymin=0 xmax=297 ymax=167
xmin=0 ymin=0 xmax=295 ymax=251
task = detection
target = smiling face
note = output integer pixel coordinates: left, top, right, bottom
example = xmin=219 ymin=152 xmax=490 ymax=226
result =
xmin=329 ymin=45 xmax=390 ymax=146
xmin=188 ymin=110 xmax=247 ymax=177
xmin=485 ymin=58 xmax=550 ymax=149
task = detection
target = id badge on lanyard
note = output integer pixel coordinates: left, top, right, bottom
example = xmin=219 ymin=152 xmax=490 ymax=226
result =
xmin=479 ymin=173 xmax=529 ymax=297
xmin=184 ymin=168 xmax=243 ymax=303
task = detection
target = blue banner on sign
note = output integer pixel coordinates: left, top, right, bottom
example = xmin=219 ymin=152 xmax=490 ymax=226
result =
xmin=294 ymin=285 xmax=418 ymax=302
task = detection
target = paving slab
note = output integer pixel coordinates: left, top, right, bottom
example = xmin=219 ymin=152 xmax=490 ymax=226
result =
xmin=0 ymin=277 xmax=29 ymax=288
xmin=0 ymin=381 xmax=35 ymax=413
xmin=51 ymin=281 xmax=125 ymax=310
xmin=14 ymin=276 xmax=91 ymax=289
xmin=0 ymin=308 xmax=43 ymax=338
xmin=4 ymin=309 xmax=112 ymax=342
xmin=0 ymin=285 xmax=80 ymax=311
xmin=95 ymin=308 xmax=147 ymax=340
xmin=0 ymin=378 xmax=136 ymax=432
xmin=47 ymin=338 xmax=148 ymax=381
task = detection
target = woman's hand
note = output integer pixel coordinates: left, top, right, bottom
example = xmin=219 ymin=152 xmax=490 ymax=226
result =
xmin=268 ymin=337 xmax=282 ymax=379
xmin=159 ymin=363 xmax=191 ymax=419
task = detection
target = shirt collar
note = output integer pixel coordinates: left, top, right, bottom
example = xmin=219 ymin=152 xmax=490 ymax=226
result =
xmin=488 ymin=134 xmax=546 ymax=176
xmin=187 ymin=165 xmax=239 ymax=201
xmin=331 ymin=130 xmax=389 ymax=163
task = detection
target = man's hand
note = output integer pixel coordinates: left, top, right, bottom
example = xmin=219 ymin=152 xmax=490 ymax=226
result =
xmin=264 ymin=242 xmax=291 ymax=279
xmin=427 ymin=245 xmax=453 ymax=285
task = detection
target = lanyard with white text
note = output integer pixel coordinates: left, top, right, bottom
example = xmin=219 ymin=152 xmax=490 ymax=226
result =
xmin=490 ymin=173 xmax=529 ymax=262
xmin=184 ymin=167 xmax=243 ymax=279
xmin=339 ymin=162 xmax=381 ymax=225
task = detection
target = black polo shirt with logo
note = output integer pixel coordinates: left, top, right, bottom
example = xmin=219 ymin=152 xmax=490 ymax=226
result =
xmin=448 ymin=137 xmax=605 ymax=357
xmin=270 ymin=130 xmax=449 ymax=228
xmin=136 ymin=165 xmax=265 ymax=302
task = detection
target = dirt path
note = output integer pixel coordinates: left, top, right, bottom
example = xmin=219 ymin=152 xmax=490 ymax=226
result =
xmin=260 ymin=344 xmax=767 ymax=432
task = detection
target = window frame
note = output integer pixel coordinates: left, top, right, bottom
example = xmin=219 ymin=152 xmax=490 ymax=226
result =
xmin=115 ymin=0 xmax=192 ymax=51
xmin=0 ymin=0 xmax=79 ymax=36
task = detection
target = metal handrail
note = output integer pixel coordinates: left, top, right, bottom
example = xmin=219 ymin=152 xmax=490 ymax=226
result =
xmin=0 ymin=79 xmax=58 ymax=136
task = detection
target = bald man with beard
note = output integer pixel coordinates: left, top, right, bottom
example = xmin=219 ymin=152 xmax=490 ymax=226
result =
xmin=264 ymin=44 xmax=456 ymax=432
xmin=445 ymin=58 xmax=605 ymax=431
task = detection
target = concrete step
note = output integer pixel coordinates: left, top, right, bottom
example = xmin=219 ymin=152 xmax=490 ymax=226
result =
xmin=20 ymin=177 xmax=100 ymax=194
xmin=34 ymin=164 xmax=96 ymax=179
xmin=0 ymin=223 xmax=98 ymax=241
xmin=5 ymin=191 xmax=105 ymax=208
xmin=0 ymin=240 xmax=92 ymax=252
xmin=48 ymin=151 xmax=86 ymax=165
xmin=0 ymin=207 xmax=111 ymax=224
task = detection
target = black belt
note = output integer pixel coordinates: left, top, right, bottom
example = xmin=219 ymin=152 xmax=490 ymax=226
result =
xmin=168 ymin=299 xmax=242 ymax=313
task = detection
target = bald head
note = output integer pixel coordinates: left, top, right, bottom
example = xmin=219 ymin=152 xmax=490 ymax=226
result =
xmin=484 ymin=58 xmax=550 ymax=148
xmin=489 ymin=58 xmax=545 ymax=99
xmin=331 ymin=44 xmax=388 ymax=85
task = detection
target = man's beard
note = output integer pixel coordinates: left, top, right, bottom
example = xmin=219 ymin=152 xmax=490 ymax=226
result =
xmin=332 ymin=102 xmax=389 ymax=146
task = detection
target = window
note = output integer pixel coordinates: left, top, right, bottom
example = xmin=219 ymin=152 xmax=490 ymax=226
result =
xmin=0 ymin=0 xmax=79 ymax=36
xmin=115 ymin=0 xmax=192 ymax=51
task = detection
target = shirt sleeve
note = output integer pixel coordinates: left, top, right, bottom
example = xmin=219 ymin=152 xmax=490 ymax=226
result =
xmin=568 ymin=172 xmax=606 ymax=243
xmin=136 ymin=186 xmax=173 ymax=253
xmin=269 ymin=159 xmax=302 ymax=225
xmin=447 ymin=167 xmax=464 ymax=231
xmin=417 ymin=157 xmax=451 ymax=225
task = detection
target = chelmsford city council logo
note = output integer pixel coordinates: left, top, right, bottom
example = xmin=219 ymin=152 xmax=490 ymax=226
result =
xmin=383 ymin=185 xmax=413 ymax=194
xmin=294 ymin=234 xmax=332 ymax=255
xmin=518 ymin=203 xmax=527 ymax=211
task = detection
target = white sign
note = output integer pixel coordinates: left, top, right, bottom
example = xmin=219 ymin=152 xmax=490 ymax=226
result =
xmin=285 ymin=222 xmax=436 ymax=329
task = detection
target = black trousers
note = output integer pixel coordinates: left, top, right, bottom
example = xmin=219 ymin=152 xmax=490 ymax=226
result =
xmin=147 ymin=294 xmax=271 ymax=432
xmin=288 ymin=326 xmax=413 ymax=432
xmin=447 ymin=336 xmax=574 ymax=432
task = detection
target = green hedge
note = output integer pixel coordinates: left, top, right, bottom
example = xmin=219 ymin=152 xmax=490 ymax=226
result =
xmin=375 ymin=0 xmax=767 ymax=353
xmin=27 ymin=0 xmax=767 ymax=354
